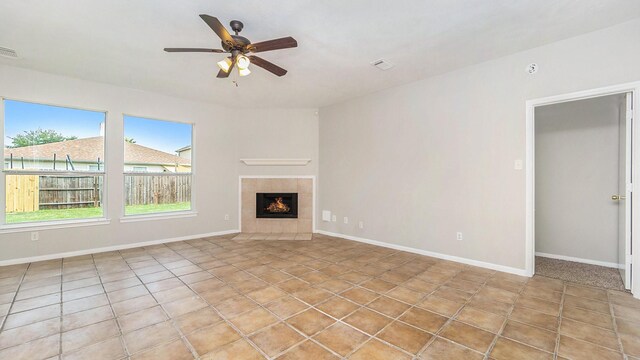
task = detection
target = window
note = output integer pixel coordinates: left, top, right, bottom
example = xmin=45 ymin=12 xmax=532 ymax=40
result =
xmin=3 ymin=100 xmax=106 ymax=224
xmin=123 ymin=115 xmax=192 ymax=216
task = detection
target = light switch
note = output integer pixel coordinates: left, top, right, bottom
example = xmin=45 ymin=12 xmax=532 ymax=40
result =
xmin=322 ymin=210 xmax=331 ymax=222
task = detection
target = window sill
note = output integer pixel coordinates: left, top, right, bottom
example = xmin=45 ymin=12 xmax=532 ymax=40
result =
xmin=0 ymin=218 xmax=111 ymax=234
xmin=119 ymin=211 xmax=198 ymax=223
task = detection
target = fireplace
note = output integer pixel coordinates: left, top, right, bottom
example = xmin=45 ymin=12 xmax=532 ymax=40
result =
xmin=256 ymin=193 xmax=298 ymax=218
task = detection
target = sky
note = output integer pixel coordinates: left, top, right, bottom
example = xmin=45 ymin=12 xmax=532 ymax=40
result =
xmin=4 ymin=100 xmax=192 ymax=154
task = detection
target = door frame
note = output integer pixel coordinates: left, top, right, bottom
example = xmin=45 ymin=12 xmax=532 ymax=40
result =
xmin=525 ymin=81 xmax=640 ymax=298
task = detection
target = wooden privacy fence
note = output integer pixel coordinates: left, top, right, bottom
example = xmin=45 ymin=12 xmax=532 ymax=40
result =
xmin=5 ymin=175 xmax=39 ymax=212
xmin=124 ymin=174 xmax=191 ymax=206
xmin=39 ymin=176 xmax=102 ymax=209
xmin=6 ymin=174 xmax=191 ymax=212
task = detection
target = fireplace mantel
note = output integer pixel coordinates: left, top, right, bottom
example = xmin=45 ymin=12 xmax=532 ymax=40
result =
xmin=240 ymin=158 xmax=311 ymax=166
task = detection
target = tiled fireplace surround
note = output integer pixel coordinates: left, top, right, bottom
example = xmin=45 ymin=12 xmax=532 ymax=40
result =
xmin=238 ymin=177 xmax=313 ymax=240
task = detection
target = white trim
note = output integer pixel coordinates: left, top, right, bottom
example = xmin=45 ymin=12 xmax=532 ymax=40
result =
xmin=119 ymin=211 xmax=198 ymax=223
xmin=240 ymin=159 xmax=311 ymax=166
xmin=1 ymin=97 xmax=109 ymax=227
xmin=526 ymin=80 xmax=640 ymax=298
xmin=239 ymin=175 xmax=316 ymax=233
xmin=0 ymin=218 xmax=111 ymax=234
xmin=316 ymin=230 xmax=529 ymax=277
xmin=0 ymin=229 xmax=240 ymax=266
xmin=0 ymin=97 xmax=5 ymax=226
xmin=535 ymin=252 xmax=623 ymax=269
xmin=0 ymin=96 xmax=109 ymax=114
xmin=4 ymin=170 xmax=106 ymax=176
xmin=121 ymin=114 xmax=195 ymax=217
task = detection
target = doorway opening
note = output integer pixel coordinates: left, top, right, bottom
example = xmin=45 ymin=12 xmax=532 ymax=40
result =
xmin=526 ymin=82 xmax=639 ymax=298
xmin=534 ymin=94 xmax=630 ymax=290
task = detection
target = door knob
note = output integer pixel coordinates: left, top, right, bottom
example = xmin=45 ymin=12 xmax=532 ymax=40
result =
xmin=612 ymin=195 xmax=626 ymax=201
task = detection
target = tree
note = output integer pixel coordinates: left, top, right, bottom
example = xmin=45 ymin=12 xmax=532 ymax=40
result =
xmin=125 ymin=137 xmax=136 ymax=143
xmin=8 ymin=128 xmax=78 ymax=148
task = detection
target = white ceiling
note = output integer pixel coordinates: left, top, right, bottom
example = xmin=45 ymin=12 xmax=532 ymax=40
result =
xmin=1 ymin=1 xmax=639 ymax=108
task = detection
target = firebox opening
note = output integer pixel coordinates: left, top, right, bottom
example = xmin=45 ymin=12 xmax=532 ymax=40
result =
xmin=256 ymin=193 xmax=298 ymax=218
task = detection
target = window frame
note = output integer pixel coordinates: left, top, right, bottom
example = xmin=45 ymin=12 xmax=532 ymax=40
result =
xmin=121 ymin=113 xmax=196 ymax=220
xmin=0 ymin=97 xmax=110 ymax=231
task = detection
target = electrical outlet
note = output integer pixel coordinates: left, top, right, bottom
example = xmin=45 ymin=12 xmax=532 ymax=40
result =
xmin=514 ymin=159 xmax=523 ymax=170
xmin=456 ymin=232 xmax=463 ymax=241
xmin=224 ymin=214 xmax=229 ymax=221
xmin=343 ymin=217 xmax=348 ymax=224
xmin=358 ymin=221 xmax=364 ymax=229
xmin=331 ymin=215 xmax=337 ymax=222
xmin=31 ymin=232 xmax=39 ymax=241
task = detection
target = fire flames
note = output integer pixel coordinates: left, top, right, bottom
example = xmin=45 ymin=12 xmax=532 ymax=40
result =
xmin=266 ymin=197 xmax=290 ymax=213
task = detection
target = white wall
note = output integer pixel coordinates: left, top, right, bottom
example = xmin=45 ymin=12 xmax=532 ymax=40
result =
xmin=318 ymin=19 xmax=640 ymax=272
xmin=535 ymin=94 xmax=624 ymax=264
xmin=235 ymin=108 xmax=319 ymax=177
xmin=0 ymin=65 xmax=318 ymax=262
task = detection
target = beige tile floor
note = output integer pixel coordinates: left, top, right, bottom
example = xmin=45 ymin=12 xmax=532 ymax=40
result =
xmin=0 ymin=233 xmax=639 ymax=359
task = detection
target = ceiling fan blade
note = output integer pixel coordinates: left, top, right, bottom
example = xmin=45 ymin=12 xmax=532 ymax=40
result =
xmin=164 ymin=48 xmax=225 ymax=53
xmin=248 ymin=55 xmax=288 ymax=76
xmin=217 ymin=57 xmax=236 ymax=78
xmin=199 ymin=15 xmax=235 ymax=47
xmin=247 ymin=36 xmax=297 ymax=53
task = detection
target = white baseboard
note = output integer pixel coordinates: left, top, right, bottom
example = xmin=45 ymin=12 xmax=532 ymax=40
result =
xmin=0 ymin=229 xmax=241 ymax=267
xmin=315 ymin=230 xmax=529 ymax=277
xmin=535 ymin=252 xmax=623 ymax=269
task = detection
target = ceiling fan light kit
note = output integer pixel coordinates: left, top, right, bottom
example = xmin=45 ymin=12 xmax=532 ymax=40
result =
xmin=164 ymin=14 xmax=297 ymax=79
xmin=217 ymin=57 xmax=232 ymax=72
xmin=236 ymin=55 xmax=250 ymax=70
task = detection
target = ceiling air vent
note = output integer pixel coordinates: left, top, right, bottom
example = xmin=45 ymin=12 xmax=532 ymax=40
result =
xmin=0 ymin=47 xmax=18 ymax=59
xmin=371 ymin=59 xmax=394 ymax=70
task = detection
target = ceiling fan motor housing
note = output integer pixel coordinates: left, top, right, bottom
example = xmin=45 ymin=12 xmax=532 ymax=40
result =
xmin=223 ymin=35 xmax=251 ymax=52
xmin=230 ymin=20 xmax=244 ymax=33
xmin=223 ymin=21 xmax=251 ymax=52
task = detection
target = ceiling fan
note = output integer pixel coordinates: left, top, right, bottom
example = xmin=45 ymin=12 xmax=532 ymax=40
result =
xmin=164 ymin=15 xmax=297 ymax=78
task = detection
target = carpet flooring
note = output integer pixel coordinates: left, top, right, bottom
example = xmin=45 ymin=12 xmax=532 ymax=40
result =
xmin=535 ymin=256 xmax=627 ymax=291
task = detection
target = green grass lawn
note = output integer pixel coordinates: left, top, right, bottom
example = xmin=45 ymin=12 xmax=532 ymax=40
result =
xmin=6 ymin=202 xmax=191 ymax=223
xmin=6 ymin=207 xmax=103 ymax=223
xmin=125 ymin=202 xmax=191 ymax=215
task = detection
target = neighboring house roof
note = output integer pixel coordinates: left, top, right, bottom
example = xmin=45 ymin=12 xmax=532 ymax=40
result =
xmin=175 ymin=145 xmax=191 ymax=153
xmin=4 ymin=136 xmax=190 ymax=166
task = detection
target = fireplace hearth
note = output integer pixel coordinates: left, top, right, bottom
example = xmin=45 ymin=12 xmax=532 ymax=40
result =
xmin=256 ymin=193 xmax=298 ymax=218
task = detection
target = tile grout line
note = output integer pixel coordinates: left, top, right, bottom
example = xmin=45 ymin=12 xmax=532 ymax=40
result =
xmin=146 ymin=242 xmax=272 ymax=359
xmin=367 ymin=270 xmax=474 ymax=359
xmin=57 ymin=260 xmax=64 ymax=359
xmin=417 ymin=268 xmax=494 ymax=359
xmin=482 ymin=275 xmax=541 ymax=360
xmin=291 ymin=246 xmax=444 ymax=358
xmin=0 ymin=263 xmax=30 ymax=334
xmin=205 ymin=239 xmax=369 ymax=359
xmin=203 ymin=237 xmax=430 ymax=358
xmin=88 ymin=252 xmax=130 ymax=359
xmin=607 ymin=288 xmax=627 ymax=357
xmin=552 ymin=283 xmax=567 ymax=360
xmin=129 ymin=244 xmax=208 ymax=359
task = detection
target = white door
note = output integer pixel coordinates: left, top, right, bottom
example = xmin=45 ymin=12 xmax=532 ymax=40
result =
xmin=619 ymin=92 xmax=633 ymax=289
